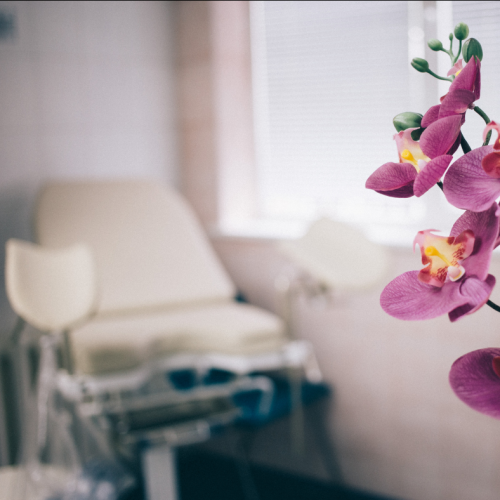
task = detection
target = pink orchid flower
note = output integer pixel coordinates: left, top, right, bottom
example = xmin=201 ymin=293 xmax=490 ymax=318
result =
xmin=381 ymin=202 xmax=499 ymax=322
xmin=449 ymin=348 xmax=500 ymax=419
xmin=444 ymin=122 xmax=500 ymax=212
xmin=419 ymin=56 xmax=481 ymax=158
xmin=365 ymin=128 xmax=452 ymax=198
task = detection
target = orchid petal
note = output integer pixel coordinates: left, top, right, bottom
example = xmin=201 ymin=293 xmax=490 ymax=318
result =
xmin=438 ymin=89 xmax=475 ymax=118
xmin=481 ymin=151 xmax=500 ymax=178
xmin=375 ymin=185 xmax=415 ymax=198
xmin=421 ymin=105 xmax=441 ymax=128
xmin=483 ymin=121 xmax=500 ymax=149
xmin=449 ymin=348 xmax=500 ymax=419
xmin=380 ymin=271 xmax=468 ymax=320
xmin=444 ymin=146 xmax=500 ymax=211
xmin=447 ymin=59 xmax=463 ymax=77
xmin=447 ymin=132 xmax=462 ymax=156
xmin=448 ymin=274 xmax=495 ymax=321
xmin=450 ymin=203 xmax=500 ymax=280
xmin=413 ymin=155 xmax=453 ymax=197
xmin=420 ymin=115 xmax=463 ymax=159
xmin=366 ymin=162 xmax=417 ymax=196
xmin=449 ymin=56 xmax=481 ymax=99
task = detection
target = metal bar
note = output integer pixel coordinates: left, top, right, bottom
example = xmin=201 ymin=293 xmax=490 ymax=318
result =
xmin=142 ymin=444 xmax=178 ymax=500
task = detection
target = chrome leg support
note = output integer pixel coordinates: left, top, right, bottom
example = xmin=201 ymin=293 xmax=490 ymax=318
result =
xmin=142 ymin=444 xmax=178 ymax=500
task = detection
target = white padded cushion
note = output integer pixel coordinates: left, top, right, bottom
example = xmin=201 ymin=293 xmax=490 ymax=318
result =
xmin=5 ymin=239 xmax=97 ymax=331
xmin=35 ymin=180 xmax=236 ymax=315
xmin=69 ymin=301 xmax=286 ymax=375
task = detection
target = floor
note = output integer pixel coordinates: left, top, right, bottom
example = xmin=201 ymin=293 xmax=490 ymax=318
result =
xmin=124 ymin=445 xmax=400 ymax=500
xmin=174 ymin=448 xmax=400 ymax=500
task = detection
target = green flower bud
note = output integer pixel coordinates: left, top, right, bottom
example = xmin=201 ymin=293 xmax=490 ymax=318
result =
xmin=393 ymin=112 xmax=423 ymax=132
xmin=454 ymin=23 xmax=469 ymax=41
xmin=411 ymin=58 xmax=429 ymax=73
xmin=462 ymin=38 xmax=483 ymax=62
xmin=411 ymin=128 xmax=424 ymax=141
xmin=449 ymin=33 xmax=454 ymax=41
xmin=428 ymin=39 xmax=443 ymax=51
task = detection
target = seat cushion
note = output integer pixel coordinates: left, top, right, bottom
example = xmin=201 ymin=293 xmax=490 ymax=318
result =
xmin=70 ymin=301 xmax=286 ymax=375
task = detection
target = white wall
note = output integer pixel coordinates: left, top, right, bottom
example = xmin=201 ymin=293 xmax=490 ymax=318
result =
xmin=213 ymin=237 xmax=500 ymax=500
xmin=0 ymin=1 xmax=178 ymax=326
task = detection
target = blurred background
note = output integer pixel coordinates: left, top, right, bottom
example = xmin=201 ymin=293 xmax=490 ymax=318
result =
xmin=1 ymin=1 xmax=500 ymax=499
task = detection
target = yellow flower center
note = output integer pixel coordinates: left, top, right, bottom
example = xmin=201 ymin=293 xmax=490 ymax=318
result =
xmin=401 ymin=149 xmax=423 ymax=172
xmin=401 ymin=149 xmax=415 ymax=163
xmin=414 ymin=229 xmax=475 ymax=287
xmin=424 ymin=246 xmax=452 ymax=267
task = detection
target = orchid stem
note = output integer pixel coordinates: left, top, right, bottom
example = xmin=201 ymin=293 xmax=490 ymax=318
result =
xmin=487 ymin=300 xmax=500 ymax=313
xmin=484 ymin=130 xmax=492 ymax=146
xmin=426 ymin=69 xmax=453 ymax=82
xmin=474 ymin=106 xmax=490 ymax=125
xmin=474 ymin=106 xmax=492 ymax=146
xmin=460 ymin=135 xmax=471 ymax=154
xmin=453 ymin=40 xmax=462 ymax=64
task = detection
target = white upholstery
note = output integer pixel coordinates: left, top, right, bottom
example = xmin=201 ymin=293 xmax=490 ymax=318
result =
xmin=34 ymin=180 xmax=287 ymax=375
xmin=279 ymin=217 xmax=388 ymax=291
xmin=5 ymin=239 xmax=96 ymax=331
xmin=36 ymin=180 xmax=235 ymax=315
xmin=70 ymin=301 xmax=286 ymax=375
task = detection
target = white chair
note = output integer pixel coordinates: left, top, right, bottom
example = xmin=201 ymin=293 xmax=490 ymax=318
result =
xmin=3 ymin=240 xmax=281 ymax=500
xmin=5 ymin=239 xmax=100 ymax=500
xmin=279 ymin=217 xmax=389 ymax=294
xmin=25 ymin=179 xmax=320 ymax=500
xmin=34 ymin=180 xmax=301 ymax=375
xmin=275 ymin=217 xmax=388 ymax=345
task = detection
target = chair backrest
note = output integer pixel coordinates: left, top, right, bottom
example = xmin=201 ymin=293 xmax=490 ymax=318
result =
xmin=279 ymin=217 xmax=389 ymax=291
xmin=5 ymin=239 xmax=97 ymax=331
xmin=35 ymin=180 xmax=235 ymax=316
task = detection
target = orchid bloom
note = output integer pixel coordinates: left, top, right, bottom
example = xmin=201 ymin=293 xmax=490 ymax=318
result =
xmin=419 ymin=56 xmax=481 ymax=158
xmin=449 ymin=348 xmax=500 ymax=419
xmin=381 ymin=202 xmax=499 ymax=322
xmin=413 ymin=229 xmax=474 ymax=287
xmin=365 ymin=128 xmax=453 ymax=198
xmin=444 ymin=122 xmax=500 ymax=211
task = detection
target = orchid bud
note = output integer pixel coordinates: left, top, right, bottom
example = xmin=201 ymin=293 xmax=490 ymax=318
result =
xmin=428 ymin=39 xmax=443 ymax=51
xmin=462 ymin=38 xmax=483 ymax=62
xmin=454 ymin=23 xmax=469 ymax=41
xmin=411 ymin=58 xmax=429 ymax=73
xmin=393 ymin=112 xmax=423 ymax=132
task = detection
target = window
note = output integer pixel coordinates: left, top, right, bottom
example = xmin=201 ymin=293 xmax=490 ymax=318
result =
xmin=249 ymin=1 xmax=498 ymax=245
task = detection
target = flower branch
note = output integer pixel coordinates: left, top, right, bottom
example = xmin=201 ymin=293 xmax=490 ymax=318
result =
xmin=364 ymin=20 xmax=500 ymax=420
